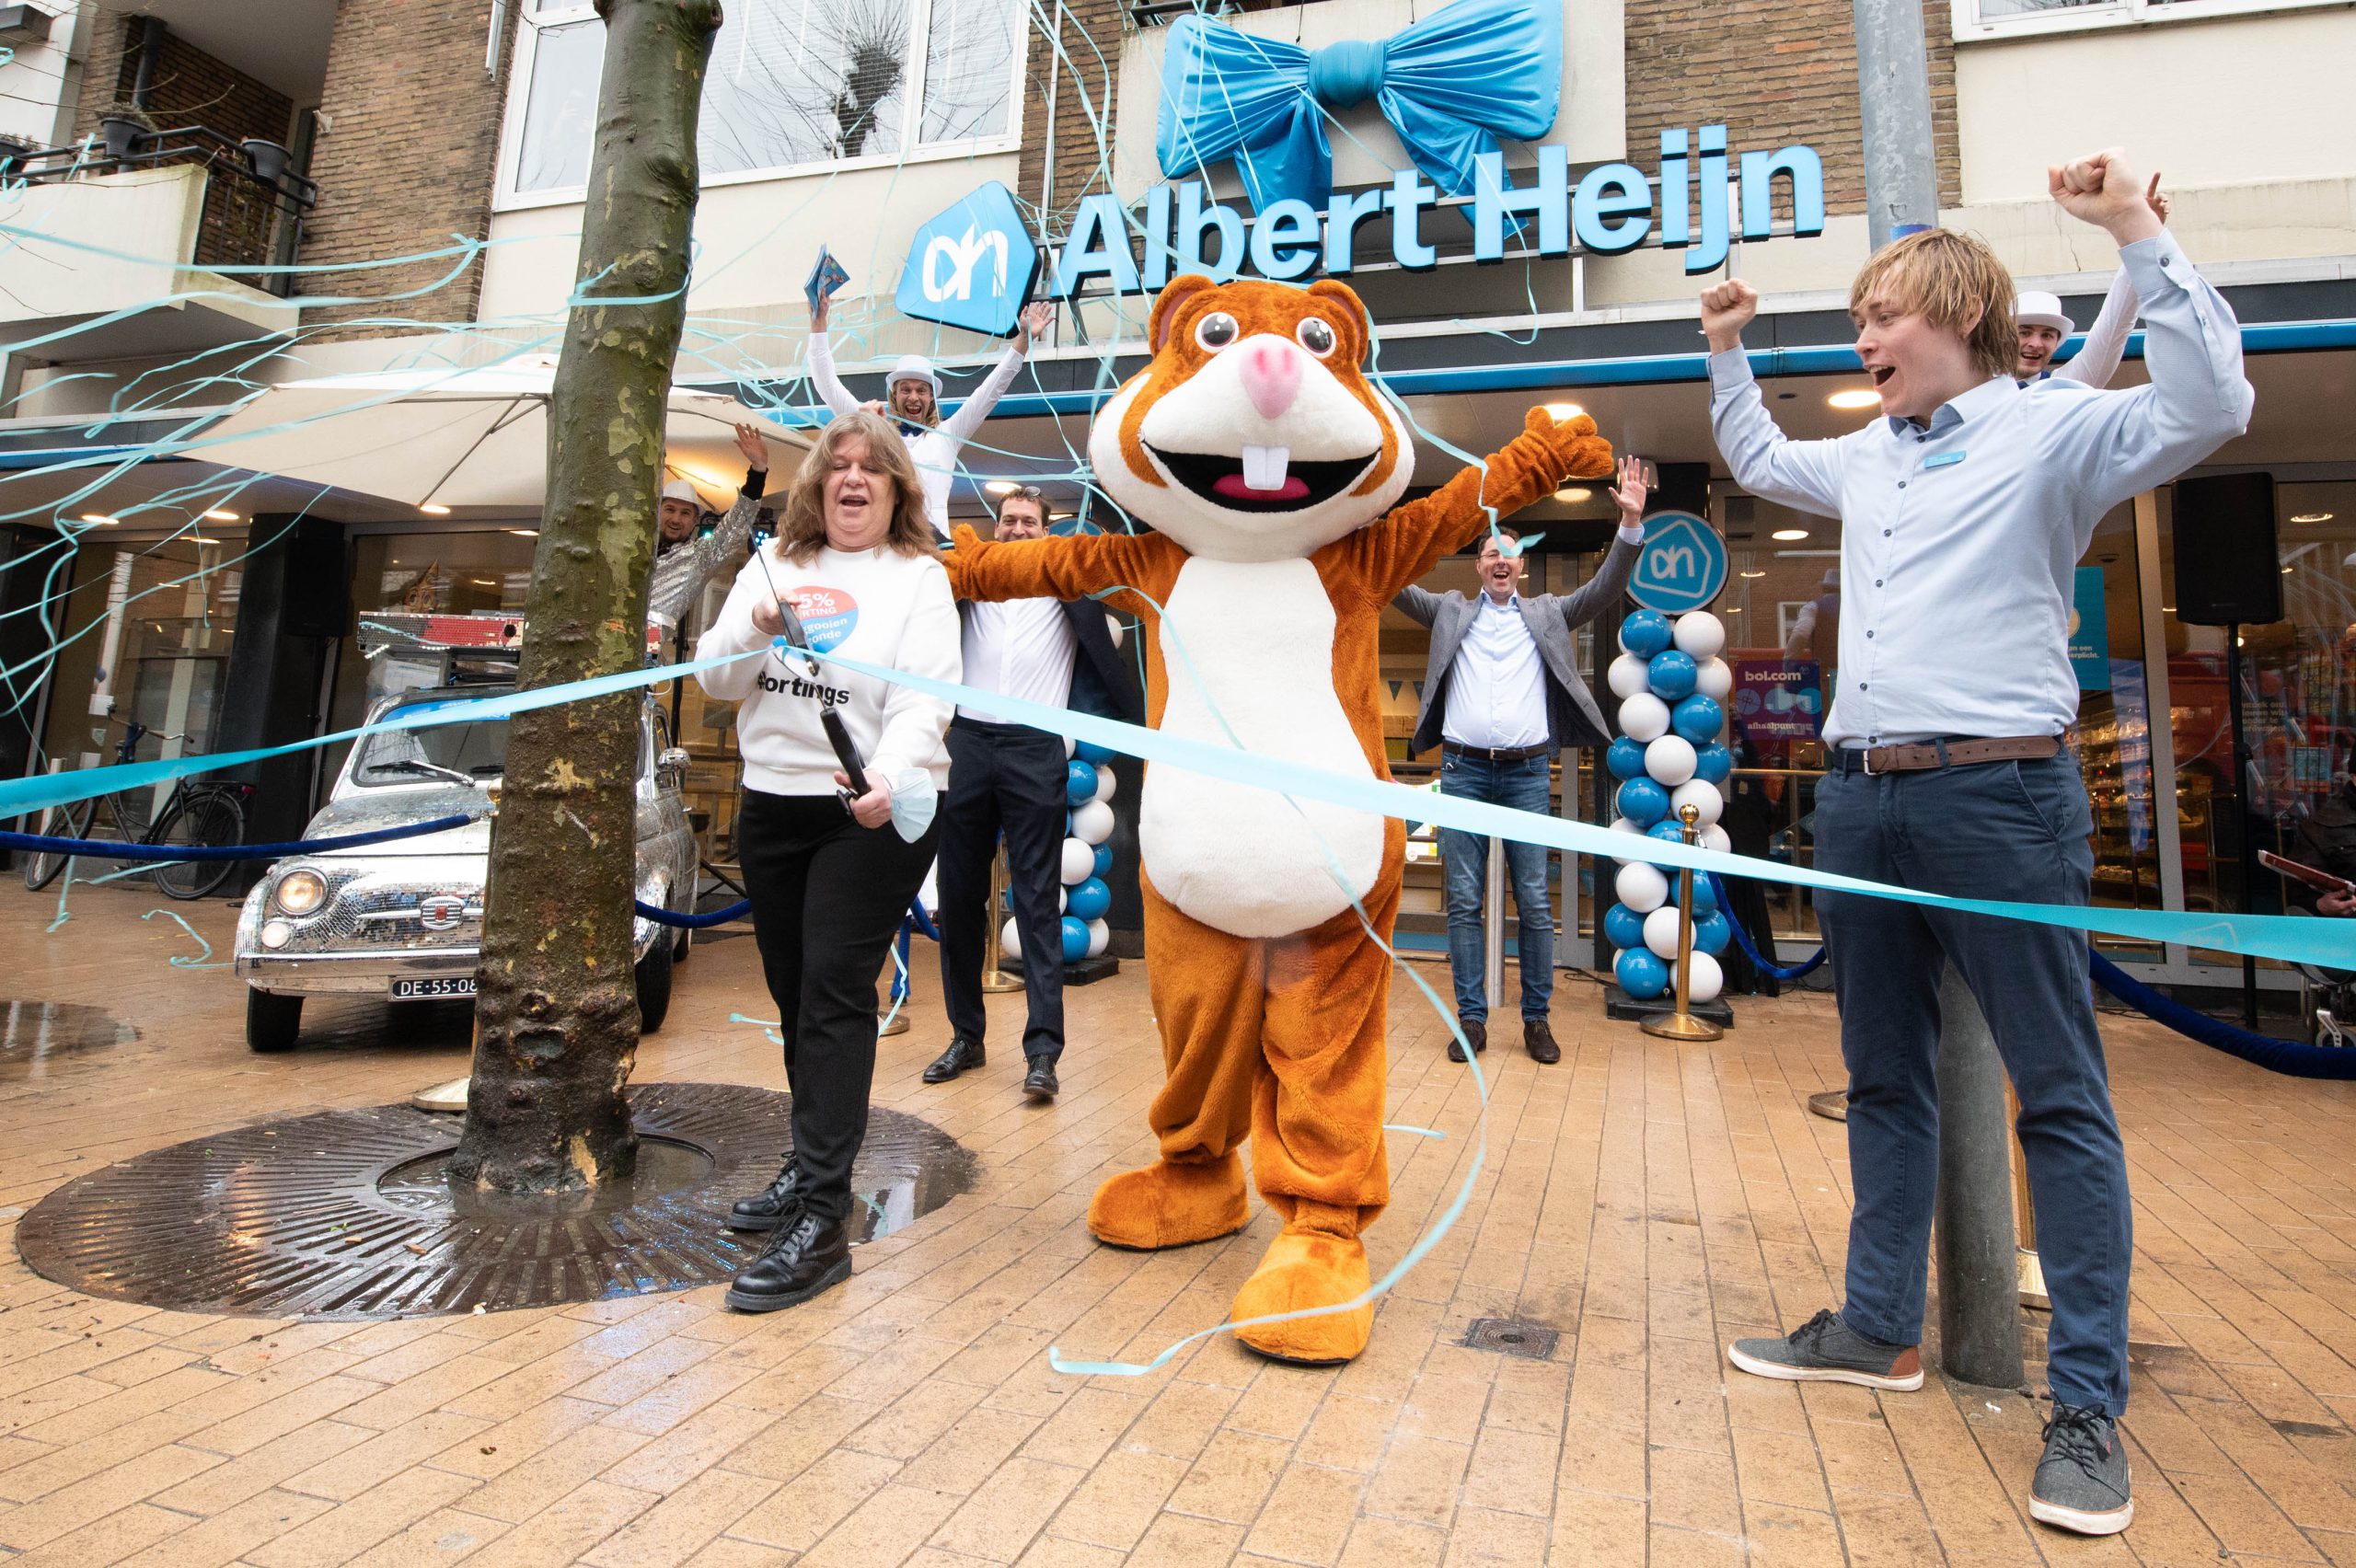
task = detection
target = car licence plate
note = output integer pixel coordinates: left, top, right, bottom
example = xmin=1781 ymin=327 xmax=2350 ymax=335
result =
xmin=390 ymin=976 xmax=477 ymax=1000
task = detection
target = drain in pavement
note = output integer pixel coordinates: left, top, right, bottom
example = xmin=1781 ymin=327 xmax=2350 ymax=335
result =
xmin=1463 ymin=1317 xmax=1560 ymax=1359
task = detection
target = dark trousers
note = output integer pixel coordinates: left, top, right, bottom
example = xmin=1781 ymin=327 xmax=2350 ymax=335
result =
xmin=936 ymin=718 xmax=1068 ymax=1063
xmin=1814 ymin=751 xmax=2131 ymax=1416
xmin=738 ymin=790 xmax=940 ymax=1228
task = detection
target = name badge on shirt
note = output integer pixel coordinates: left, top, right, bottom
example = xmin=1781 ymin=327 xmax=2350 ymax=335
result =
xmin=1923 ymin=451 xmax=1967 ymax=468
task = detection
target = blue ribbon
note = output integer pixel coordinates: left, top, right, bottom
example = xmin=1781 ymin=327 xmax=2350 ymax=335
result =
xmin=1156 ymin=0 xmax=1563 ymax=212
xmin=800 ymin=642 xmax=2356 ymax=971
xmin=0 ymin=814 xmax=476 ymax=862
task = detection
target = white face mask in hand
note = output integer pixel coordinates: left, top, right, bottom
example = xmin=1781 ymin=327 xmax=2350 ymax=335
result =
xmin=884 ymin=768 xmax=936 ymax=844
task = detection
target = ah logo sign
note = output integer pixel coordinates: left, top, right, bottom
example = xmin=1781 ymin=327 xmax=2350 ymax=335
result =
xmin=1630 ymin=512 xmax=1727 ymax=614
xmin=895 ymin=182 xmax=1041 ymax=339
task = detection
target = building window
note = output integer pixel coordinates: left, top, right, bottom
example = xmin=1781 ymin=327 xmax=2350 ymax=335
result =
xmin=503 ymin=0 xmax=1022 ymax=202
xmin=1957 ymin=0 xmax=2342 ymax=40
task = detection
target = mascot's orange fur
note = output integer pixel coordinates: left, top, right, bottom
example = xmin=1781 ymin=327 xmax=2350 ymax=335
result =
xmin=950 ymin=275 xmax=1612 ymax=1364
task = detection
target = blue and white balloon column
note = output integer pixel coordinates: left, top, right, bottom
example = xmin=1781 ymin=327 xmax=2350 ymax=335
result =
xmin=1604 ymin=609 xmax=1736 ymax=1007
xmin=1004 ymin=738 xmax=1118 ymax=965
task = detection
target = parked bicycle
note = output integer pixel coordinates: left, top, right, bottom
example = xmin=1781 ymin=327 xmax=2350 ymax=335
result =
xmin=20 ymin=716 xmax=252 ymax=900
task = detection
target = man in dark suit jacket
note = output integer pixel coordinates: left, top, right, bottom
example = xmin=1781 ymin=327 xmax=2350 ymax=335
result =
xmin=1393 ymin=457 xmax=1646 ymax=1064
xmin=926 ymin=490 xmax=1145 ymax=1102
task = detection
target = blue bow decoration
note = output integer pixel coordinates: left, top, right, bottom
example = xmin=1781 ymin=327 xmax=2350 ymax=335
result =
xmin=1155 ymin=0 xmax=1563 ymax=213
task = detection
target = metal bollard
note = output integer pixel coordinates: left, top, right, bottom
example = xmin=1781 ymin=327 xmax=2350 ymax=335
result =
xmin=1932 ymin=966 xmax=2025 ymax=1389
xmin=1484 ymin=836 xmax=1506 ymax=1014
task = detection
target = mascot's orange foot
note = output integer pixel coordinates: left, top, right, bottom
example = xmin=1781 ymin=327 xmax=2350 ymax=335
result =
xmin=1230 ymin=1218 xmax=1375 ymax=1366
xmin=1087 ymin=1153 xmax=1249 ymax=1251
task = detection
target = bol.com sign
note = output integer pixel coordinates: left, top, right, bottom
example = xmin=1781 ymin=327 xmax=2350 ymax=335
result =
xmin=895 ymin=182 xmax=1042 ymax=339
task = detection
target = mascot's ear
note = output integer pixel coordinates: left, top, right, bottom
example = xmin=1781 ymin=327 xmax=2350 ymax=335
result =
xmin=1307 ymin=278 xmax=1376 ymax=361
xmin=1149 ymin=275 xmax=1219 ymax=353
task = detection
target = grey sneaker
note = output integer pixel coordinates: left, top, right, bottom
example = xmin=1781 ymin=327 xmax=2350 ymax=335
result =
xmin=1727 ymin=1309 xmax=1924 ymax=1390
xmin=2029 ymin=1404 xmax=2133 ymax=1536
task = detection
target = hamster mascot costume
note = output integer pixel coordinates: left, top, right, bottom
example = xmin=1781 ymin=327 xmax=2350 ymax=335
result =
xmin=950 ymin=275 xmax=1614 ymax=1364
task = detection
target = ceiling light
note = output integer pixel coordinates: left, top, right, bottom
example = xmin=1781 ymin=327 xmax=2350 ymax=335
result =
xmin=80 ymin=513 xmax=116 ymax=525
xmin=1771 ymin=528 xmax=1809 ymax=541
xmin=2282 ymin=565 xmax=2294 ymax=574
xmin=473 ymin=579 xmax=498 ymax=586
xmin=1543 ymin=402 xmax=1585 ymax=421
xmin=1827 ymin=388 xmax=1881 ymax=409
xmin=506 ymin=528 xmax=537 ymax=536
xmin=420 ymin=503 xmax=451 ymax=516
xmin=204 ymin=509 xmax=238 ymax=522
xmin=984 ymin=480 xmax=1020 ymax=496
xmin=1050 ymin=512 xmax=1074 ymax=521
xmin=190 ymin=536 xmax=219 ymax=545
xmin=2162 ymin=605 xmax=2176 ymax=612
xmin=2292 ymin=512 xmax=2335 ymax=525
xmin=1554 ymin=487 xmax=1592 ymax=503
xmin=1724 ymin=605 xmax=1741 ymax=614
xmin=1739 ymin=570 xmax=1765 ymax=579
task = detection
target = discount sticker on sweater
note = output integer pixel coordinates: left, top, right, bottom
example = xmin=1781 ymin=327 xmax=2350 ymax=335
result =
xmin=783 ymin=587 xmax=859 ymax=651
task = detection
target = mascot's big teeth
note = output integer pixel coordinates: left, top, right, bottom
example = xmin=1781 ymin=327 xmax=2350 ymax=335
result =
xmin=1241 ymin=445 xmax=1291 ymax=492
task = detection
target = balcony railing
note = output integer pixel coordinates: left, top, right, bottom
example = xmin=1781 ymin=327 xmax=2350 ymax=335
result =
xmin=0 ymin=124 xmax=319 ymax=298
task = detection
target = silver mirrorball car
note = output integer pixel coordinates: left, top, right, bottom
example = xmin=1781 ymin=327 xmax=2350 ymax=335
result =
xmin=233 ymin=683 xmax=699 ymax=1052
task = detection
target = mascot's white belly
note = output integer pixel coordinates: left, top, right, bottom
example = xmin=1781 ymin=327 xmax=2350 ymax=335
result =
xmin=1141 ymin=557 xmax=1384 ymax=938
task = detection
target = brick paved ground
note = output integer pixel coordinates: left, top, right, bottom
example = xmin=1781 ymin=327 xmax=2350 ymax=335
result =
xmin=0 ymin=882 xmax=2352 ymax=1565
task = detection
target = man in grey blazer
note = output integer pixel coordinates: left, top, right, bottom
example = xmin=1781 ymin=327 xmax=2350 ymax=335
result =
xmin=1393 ymin=456 xmax=1648 ymax=1064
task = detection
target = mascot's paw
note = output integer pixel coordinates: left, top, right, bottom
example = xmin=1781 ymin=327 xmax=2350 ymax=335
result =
xmin=1087 ymin=1154 xmax=1249 ymax=1251
xmin=1520 ymin=405 xmax=1617 ymax=484
xmin=1230 ymin=1223 xmax=1375 ymax=1366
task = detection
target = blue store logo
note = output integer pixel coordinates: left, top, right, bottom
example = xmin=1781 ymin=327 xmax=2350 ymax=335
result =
xmin=896 ymin=182 xmax=1041 ymax=339
xmin=1630 ymin=511 xmax=1728 ymax=614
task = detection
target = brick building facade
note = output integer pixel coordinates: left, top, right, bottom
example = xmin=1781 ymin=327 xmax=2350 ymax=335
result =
xmin=297 ymin=0 xmax=523 ymax=335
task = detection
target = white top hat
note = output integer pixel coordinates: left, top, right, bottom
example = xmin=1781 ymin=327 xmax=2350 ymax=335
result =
xmin=2013 ymin=290 xmax=2074 ymax=333
xmin=886 ymin=355 xmax=941 ymax=396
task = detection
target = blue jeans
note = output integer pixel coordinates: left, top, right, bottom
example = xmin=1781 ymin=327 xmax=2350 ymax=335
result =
xmin=1438 ymin=751 xmax=1555 ymax=1023
xmin=1814 ymin=751 xmax=2131 ymax=1416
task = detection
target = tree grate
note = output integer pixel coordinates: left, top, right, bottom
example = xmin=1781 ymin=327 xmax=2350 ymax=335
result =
xmin=17 ymin=1081 xmax=976 ymax=1320
xmin=1463 ymin=1317 xmax=1560 ymax=1359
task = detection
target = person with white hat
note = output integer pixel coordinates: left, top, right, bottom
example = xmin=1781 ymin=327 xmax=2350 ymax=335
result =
xmin=807 ymin=288 xmax=1053 ymax=541
xmin=2015 ymin=177 xmax=2172 ymax=386
xmin=647 ymin=421 xmax=773 ymax=643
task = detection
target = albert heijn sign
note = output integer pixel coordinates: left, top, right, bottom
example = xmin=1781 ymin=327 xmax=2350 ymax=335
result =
xmin=896 ymin=0 xmax=1828 ymax=335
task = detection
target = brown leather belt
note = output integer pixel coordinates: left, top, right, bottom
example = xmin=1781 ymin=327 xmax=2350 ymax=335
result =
xmin=1831 ymin=735 xmax=2062 ymax=776
xmin=1443 ymin=741 xmax=1550 ymax=764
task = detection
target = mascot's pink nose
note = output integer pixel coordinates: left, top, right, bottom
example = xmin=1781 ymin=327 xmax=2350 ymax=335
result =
xmin=1237 ymin=338 xmax=1302 ymax=421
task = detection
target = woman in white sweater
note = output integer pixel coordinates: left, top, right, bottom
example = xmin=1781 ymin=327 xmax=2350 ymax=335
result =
xmin=697 ymin=409 xmax=960 ymax=1312
xmin=806 ymin=292 xmax=1052 ymax=540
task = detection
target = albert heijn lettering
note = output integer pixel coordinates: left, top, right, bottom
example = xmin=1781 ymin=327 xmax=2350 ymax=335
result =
xmin=1048 ymin=127 xmax=1826 ymax=300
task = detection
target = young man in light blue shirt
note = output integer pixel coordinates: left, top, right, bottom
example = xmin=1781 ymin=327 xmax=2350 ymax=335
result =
xmin=1701 ymin=148 xmax=2252 ymax=1538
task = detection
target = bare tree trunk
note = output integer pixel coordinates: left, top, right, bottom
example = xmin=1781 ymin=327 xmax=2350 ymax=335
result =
xmin=451 ymin=0 xmax=722 ymax=1194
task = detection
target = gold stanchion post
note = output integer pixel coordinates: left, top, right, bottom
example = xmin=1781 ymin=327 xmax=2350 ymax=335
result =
xmin=982 ymin=846 xmax=1023 ymax=993
xmin=2007 ymin=1082 xmax=2050 ymax=1309
xmin=1642 ymin=806 xmax=1724 ymax=1043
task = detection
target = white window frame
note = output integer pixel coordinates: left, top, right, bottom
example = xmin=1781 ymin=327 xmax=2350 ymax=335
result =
xmin=1953 ymin=0 xmax=2348 ymax=43
xmin=494 ymin=0 xmax=1029 ymax=212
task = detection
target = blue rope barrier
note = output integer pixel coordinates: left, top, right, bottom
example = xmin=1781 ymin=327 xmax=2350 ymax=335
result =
xmin=0 ymin=813 xmax=477 ymax=862
xmin=2086 ymin=950 xmax=2356 ymax=1080
xmin=636 ymin=898 xmax=750 ymax=928
xmin=1704 ymin=871 xmax=1828 ymax=982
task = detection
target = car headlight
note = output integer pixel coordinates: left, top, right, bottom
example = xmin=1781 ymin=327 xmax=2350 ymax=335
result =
xmin=260 ymin=919 xmax=293 ymax=950
xmin=272 ymin=869 xmax=327 ymax=917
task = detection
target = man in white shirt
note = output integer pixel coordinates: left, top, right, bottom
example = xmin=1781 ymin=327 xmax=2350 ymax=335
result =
xmin=926 ymin=490 xmax=1143 ymax=1102
xmin=806 ymin=294 xmax=1051 ymax=542
xmin=1703 ymin=148 xmax=2251 ymax=1539
xmin=1393 ymin=455 xmax=1648 ymax=1064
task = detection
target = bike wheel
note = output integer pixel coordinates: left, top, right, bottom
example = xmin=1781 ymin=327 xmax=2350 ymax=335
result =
xmin=20 ymin=799 xmax=94 ymax=892
xmin=150 ymin=791 xmax=245 ymax=901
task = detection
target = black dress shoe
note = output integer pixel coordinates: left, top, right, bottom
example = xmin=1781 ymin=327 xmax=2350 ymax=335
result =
xmin=1022 ymin=1058 xmax=1058 ymax=1101
xmin=922 ymin=1037 xmax=985 ymax=1084
xmin=725 ymin=1211 xmax=851 ymax=1312
xmin=727 ymin=1155 xmax=804 ymax=1232
xmin=1449 ymin=1020 xmax=1487 ymax=1063
xmin=1523 ymin=1017 xmax=1561 ymax=1065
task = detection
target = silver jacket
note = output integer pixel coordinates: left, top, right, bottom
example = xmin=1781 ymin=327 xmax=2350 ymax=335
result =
xmin=647 ymin=489 xmax=762 ymax=631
